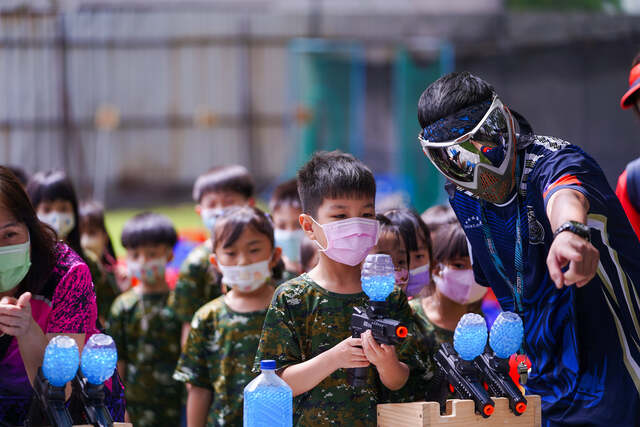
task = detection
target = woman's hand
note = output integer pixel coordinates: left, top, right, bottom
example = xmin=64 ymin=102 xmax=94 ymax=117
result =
xmin=0 ymin=292 xmax=34 ymax=337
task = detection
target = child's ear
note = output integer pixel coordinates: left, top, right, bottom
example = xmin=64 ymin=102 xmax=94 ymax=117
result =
xmin=209 ymin=254 xmax=222 ymax=275
xmin=248 ymin=198 xmax=256 ymax=207
xmin=195 ymin=205 xmax=202 ymax=215
xmin=166 ymin=249 xmax=174 ymax=264
xmin=269 ymin=247 xmax=282 ymax=269
xmin=299 ymin=214 xmax=314 ymax=235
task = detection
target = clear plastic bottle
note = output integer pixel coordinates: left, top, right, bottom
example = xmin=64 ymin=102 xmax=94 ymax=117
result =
xmin=244 ymin=360 xmax=292 ymax=427
xmin=361 ymin=254 xmax=395 ymax=302
xmin=453 ymin=312 xmax=488 ymax=361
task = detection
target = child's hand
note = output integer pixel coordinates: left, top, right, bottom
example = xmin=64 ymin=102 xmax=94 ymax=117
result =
xmin=361 ymin=330 xmax=398 ymax=368
xmin=329 ymin=336 xmax=370 ymax=370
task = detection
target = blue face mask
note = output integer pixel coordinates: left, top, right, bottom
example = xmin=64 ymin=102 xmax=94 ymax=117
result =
xmin=200 ymin=208 xmax=227 ymax=232
xmin=274 ymin=229 xmax=305 ymax=263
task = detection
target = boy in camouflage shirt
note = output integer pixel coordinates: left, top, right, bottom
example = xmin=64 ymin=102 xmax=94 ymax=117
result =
xmin=255 ymin=152 xmax=429 ymax=426
xmin=174 ymin=207 xmax=283 ymax=426
xmin=105 ymin=213 xmax=183 ymax=427
xmin=172 ymin=165 xmax=255 ymax=345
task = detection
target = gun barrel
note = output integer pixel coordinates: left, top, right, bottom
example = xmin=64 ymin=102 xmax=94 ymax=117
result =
xmin=474 ymin=353 xmax=527 ymax=416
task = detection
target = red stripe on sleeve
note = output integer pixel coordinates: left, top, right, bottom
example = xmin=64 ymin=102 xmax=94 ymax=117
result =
xmin=543 ymin=174 xmax=582 ymax=199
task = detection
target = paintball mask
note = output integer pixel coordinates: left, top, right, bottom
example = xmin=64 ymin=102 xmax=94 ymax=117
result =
xmin=419 ymin=96 xmax=518 ymax=204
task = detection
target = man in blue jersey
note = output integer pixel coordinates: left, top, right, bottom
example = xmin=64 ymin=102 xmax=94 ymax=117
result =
xmin=417 ymin=72 xmax=640 ymax=426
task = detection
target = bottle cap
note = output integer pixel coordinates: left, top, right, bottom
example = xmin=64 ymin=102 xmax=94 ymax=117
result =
xmin=261 ymin=360 xmax=276 ymax=370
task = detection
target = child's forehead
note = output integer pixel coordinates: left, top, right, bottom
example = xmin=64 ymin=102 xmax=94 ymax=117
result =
xmin=319 ymin=195 xmax=375 ymax=209
xmin=127 ymin=243 xmax=171 ymax=252
xmin=201 ymin=189 xmax=247 ymax=202
xmin=272 ymin=203 xmax=302 ymax=217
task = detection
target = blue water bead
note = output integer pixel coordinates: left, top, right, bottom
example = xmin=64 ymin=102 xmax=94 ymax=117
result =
xmin=43 ymin=335 xmax=79 ymax=387
xmin=81 ymin=334 xmax=118 ymax=385
xmin=361 ymin=275 xmax=395 ymax=301
xmin=489 ymin=311 xmax=524 ymax=359
xmin=453 ymin=313 xmax=488 ymax=361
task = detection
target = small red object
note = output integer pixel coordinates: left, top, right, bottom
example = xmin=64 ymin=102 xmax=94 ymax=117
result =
xmin=483 ymin=404 xmax=495 ymax=416
xmin=395 ymin=326 xmax=408 ymax=338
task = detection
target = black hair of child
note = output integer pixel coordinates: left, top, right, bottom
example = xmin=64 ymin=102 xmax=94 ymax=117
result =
xmin=431 ymin=221 xmax=469 ymax=265
xmin=385 ymin=208 xmax=433 ymax=267
xmin=212 ymin=206 xmax=284 ymax=280
xmin=421 ymin=204 xmax=458 ymax=236
xmin=79 ymin=200 xmax=117 ymax=264
xmin=269 ymin=178 xmax=301 ymax=212
xmin=418 ymin=71 xmax=494 ymax=129
xmin=192 ymin=165 xmax=255 ymax=203
xmin=375 ymin=213 xmax=409 ymax=269
xmin=26 ymin=170 xmax=83 ymax=258
xmin=121 ymin=212 xmax=177 ymax=249
xmin=297 ymin=150 xmax=376 ymax=217
xmin=6 ymin=165 xmax=29 ymax=187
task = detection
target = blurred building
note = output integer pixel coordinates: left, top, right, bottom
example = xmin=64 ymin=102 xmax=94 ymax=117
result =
xmin=1 ymin=0 xmax=640 ymax=209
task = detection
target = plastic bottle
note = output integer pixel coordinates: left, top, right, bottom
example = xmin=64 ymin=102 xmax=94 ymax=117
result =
xmin=244 ymin=360 xmax=292 ymax=427
xmin=489 ymin=311 xmax=524 ymax=359
xmin=361 ymin=254 xmax=395 ymax=301
xmin=81 ymin=333 xmax=118 ymax=385
xmin=453 ymin=313 xmax=488 ymax=361
xmin=42 ymin=335 xmax=79 ymax=387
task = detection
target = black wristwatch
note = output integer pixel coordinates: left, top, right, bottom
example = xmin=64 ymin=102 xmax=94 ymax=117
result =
xmin=553 ymin=221 xmax=590 ymax=242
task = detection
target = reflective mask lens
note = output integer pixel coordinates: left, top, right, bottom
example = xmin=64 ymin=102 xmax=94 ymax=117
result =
xmin=0 ymin=240 xmax=32 ymax=292
xmin=424 ymin=106 xmax=510 ymax=183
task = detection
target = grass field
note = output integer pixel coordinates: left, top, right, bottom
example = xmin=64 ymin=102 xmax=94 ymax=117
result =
xmin=105 ymin=203 xmax=205 ymax=257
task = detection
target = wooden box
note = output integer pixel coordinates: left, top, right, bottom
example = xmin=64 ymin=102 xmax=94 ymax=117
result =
xmin=378 ymin=395 xmax=541 ymax=426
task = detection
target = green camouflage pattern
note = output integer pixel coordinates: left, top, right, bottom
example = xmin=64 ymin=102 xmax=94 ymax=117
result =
xmin=172 ymin=243 xmax=222 ymax=323
xmin=253 ymin=274 xmax=432 ymax=426
xmin=173 ymin=294 xmax=270 ymax=426
xmin=409 ymin=298 xmax=484 ymax=401
xmin=86 ymin=253 xmax=119 ymax=322
xmin=105 ymin=288 xmax=183 ymax=427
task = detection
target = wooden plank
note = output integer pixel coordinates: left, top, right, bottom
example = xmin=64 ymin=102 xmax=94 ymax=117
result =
xmin=378 ymin=395 xmax=541 ymax=427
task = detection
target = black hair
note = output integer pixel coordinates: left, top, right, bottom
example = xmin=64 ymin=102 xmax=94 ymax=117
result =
xmin=6 ymin=166 xmax=29 ymax=187
xmin=375 ymin=213 xmax=409 ymax=269
xmin=297 ymin=150 xmax=376 ymax=217
xmin=0 ymin=166 xmax=57 ymax=296
xmin=421 ymin=204 xmax=458 ymax=236
xmin=192 ymin=165 xmax=255 ymax=203
xmin=432 ymin=221 xmax=469 ymax=265
xmin=269 ymin=179 xmax=301 ymax=212
xmin=79 ymin=200 xmax=117 ymax=265
xmin=121 ymin=212 xmax=177 ymax=249
xmin=417 ymin=71 xmax=495 ymax=129
xmin=212 ymin=206 xmax=283 ymax=280
xmin=385 ymin=208 xmax=433 ymax=267
xmin=26 ymin=170 xmax=83 ymax=258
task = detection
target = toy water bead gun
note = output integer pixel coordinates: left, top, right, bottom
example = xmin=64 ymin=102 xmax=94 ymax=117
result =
xmin=25 ymin=334 xmax=118 ymax=427
xmin=473 ymin=311 xmax=528 ymax=415
xmin=430 ymin=313 xmax=495 ymax=418
xmin=347 ymin=254 xmax=409 ymax=387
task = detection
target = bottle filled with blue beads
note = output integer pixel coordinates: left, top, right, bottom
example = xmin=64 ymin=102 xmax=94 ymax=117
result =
xmin=244 ymin=360 xmax=292 ymax=427
xmin=81 ymin=333 xmax=118 ymax=385
xmin=454 ymin=313 xmax=488 ymax=361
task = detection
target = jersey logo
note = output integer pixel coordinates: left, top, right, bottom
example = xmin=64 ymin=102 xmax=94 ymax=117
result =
xmin=463 ymin=215 xmax=482 ymax=229
xmin=527 ymin=206 xmax=545 ymax=245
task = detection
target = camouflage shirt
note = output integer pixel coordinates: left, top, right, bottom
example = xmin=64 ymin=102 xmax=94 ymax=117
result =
xmin=253 ymin=274 xmax=430 ymax=426
xmin=172 ymin=243 xmax=222 ymax=323
xmin=105 ymin=288 xmax=183 ymax=427
xmin=173 ymin=295 xmax=269 ymax=426
xmin=86 ymin=253 xmax=119 ymax=322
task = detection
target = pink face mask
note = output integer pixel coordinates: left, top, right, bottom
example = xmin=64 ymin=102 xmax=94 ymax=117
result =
xmin=311 ymin=217 xmax=380 ymax=266
xmin=434 ymin=266 xmax=487 ymax=305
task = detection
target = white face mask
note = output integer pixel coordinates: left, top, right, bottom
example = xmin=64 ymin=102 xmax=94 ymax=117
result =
xmin=81 ymin=234 xmax=104 ymax=258
xmin=128 ymin=258 xmax=166 ymax=285
xmin=218 ymin=259 xmax=271 ymax=293
xmin=434 ymin=265 xmax=487 ymax=305
xmin=39 ymin=212 xmax=75 ymax=240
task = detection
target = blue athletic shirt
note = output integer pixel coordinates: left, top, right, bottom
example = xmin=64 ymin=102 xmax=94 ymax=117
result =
xmin=447 ymin=134 xmax=640 ymax=426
